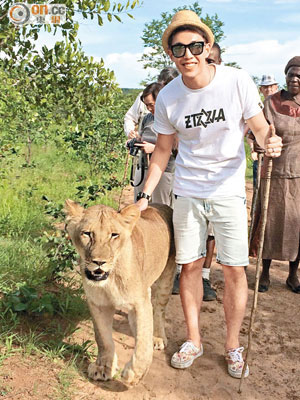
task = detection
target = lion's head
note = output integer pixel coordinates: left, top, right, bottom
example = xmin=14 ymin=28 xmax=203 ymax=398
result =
xmin=64 ymin=200 xmax=140 ymax=283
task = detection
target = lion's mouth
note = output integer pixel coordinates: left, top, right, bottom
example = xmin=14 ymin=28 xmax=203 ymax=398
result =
xmin=85 ymin=267 xmax=110 ymax=281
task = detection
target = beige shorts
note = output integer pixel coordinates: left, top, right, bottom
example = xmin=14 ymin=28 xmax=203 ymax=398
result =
xmin=173 ymin=195 xmax=249 ymax=266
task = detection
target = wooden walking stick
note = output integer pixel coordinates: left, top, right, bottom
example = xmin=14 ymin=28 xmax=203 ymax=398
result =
xmin=249 ymin=152 xmax=263 ymax=247
xmin=238 ymin=125 xmax=275 ymax=393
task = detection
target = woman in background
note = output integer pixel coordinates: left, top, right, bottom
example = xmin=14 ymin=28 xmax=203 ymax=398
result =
xmin=250 ymin=56 xmax=300 ymax=294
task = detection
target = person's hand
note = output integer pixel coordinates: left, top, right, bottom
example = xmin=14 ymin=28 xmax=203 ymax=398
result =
xmin=135 ymin=141 xmax=155 ymax=154
xmin=264 ymin=124 xmax=282 ymax=158
xmin=251 ymin=151 xmax=258 ymax=161
xmin=136 ymin=198 xmax=149 ymax=211
xmin=128 ymin=130 xmax=139 ymax=139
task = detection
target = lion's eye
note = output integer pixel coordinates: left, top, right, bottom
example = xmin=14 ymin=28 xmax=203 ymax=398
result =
xmin=81 ymin=231 xmax=91 ymax=237
xmin=111 ymin=233 xmax=119 ymax=239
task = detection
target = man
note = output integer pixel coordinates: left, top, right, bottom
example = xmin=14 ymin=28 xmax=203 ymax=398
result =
xmin=259 ymin=74 xmax=278 ymax=99
xmin=173 ymin=41 xmax=222 ymax=299
xmin=206 ymin=42 xmax=222 ymax=65
xmin=247 ymin=74 xmax=278 ymax=188
xmin=136 ymin=10 xmax=282 ymax=379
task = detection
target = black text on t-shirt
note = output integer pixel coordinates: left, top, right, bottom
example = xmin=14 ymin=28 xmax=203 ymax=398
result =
xmin=185 ymin=108 xmax=226 ymax=129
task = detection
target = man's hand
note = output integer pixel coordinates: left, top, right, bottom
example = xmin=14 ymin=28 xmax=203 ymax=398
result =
xmin=136 ymin=198 xmax=149 ymax=211
xmin=264 ymin=124 xmax=282 ymax=158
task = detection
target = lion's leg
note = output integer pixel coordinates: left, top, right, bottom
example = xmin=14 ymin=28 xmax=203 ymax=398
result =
xmin=122 ymin=292 xmax=153 ymax=385
xmin=128 ymin=308 xmax=137 ymax=338
xmin=87 ymin=302 xmax=118 ymax=381
xmin=152 ymin=254 xmax=176 ymax=350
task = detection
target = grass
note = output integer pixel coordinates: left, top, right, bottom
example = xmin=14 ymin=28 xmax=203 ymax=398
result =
xmin=0 ymin=141 xmax=127 ymax=398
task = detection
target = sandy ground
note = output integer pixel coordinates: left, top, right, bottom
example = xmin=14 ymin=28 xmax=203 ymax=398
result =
xmin=1 ymin=183 xmax=300 ymax=400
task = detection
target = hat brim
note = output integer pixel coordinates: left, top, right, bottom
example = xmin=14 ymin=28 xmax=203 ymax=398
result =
xmin=162 ymin=19 xmax=214 ymax=53
xmin=260 ymin=82 xmax=278 ymax=86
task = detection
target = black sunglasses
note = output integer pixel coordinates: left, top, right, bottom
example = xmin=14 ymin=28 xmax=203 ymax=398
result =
xmin=171 ymin=41 xmax=205 ymax=58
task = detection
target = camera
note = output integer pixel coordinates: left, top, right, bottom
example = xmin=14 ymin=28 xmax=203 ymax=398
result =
xmin=126 ymin=138 xmax=143 ymax=157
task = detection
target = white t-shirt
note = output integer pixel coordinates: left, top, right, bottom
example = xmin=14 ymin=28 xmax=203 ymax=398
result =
xmin=153 ymin=65 xmax=263 ymax=198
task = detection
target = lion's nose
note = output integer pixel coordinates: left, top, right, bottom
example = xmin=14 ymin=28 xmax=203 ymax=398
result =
xmin=93 ymin=260 xmax=106 ymax=267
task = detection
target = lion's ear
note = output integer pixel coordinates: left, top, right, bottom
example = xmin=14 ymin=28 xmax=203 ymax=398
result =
xmin=64 ymin=199 xmax=84 ymax=220
xmin=119 ymin=204 xmax=141 ymax=231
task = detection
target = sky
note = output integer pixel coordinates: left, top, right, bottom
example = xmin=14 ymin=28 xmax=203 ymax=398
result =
xmin=38 ymin=0 xmax=300 ymax=88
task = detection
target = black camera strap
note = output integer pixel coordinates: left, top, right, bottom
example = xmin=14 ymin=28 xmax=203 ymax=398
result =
xmin=130 ymin=153 xmax=147 ymax=187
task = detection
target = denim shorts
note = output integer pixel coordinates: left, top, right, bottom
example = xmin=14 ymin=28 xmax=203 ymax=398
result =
xmin=173 ymin=195 xmax=249 ymax=266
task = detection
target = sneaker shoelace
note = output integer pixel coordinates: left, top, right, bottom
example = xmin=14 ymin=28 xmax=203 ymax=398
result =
xmin=227 ymin=346 xmax=244 ymax=363
xmin=179 ymin=341 xmax=199 ymax=354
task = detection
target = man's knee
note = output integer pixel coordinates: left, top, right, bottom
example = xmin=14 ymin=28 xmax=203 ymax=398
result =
xmin=182 ymin=258 xmax=205 ymax=273
xmin=222 ymin=265 xmax=247 ymax=283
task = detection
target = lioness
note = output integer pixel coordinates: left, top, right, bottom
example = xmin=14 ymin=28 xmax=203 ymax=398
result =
xmin=64 ymin=200 xmax=176 ymax=385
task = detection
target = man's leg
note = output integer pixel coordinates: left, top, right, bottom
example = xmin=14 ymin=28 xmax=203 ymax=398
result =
xmin=211 ymin=196 xmax=249 ymax=378
xmin=171 ymin=257 xmax=205 ymax=369
xmin=223 ymin=264 xmax=249 ymax=378
xmin=222 ymin=265 xmax=248 ymax=351
xmin=180 ymin=257 xmax=205 ymax=347
xmin=171 ymin=196 xmax=206 ymax=368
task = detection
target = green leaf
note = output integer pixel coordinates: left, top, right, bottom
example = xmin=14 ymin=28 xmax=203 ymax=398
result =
xmin=97 ymin=15 xmax=103 ymax=25
xmin=103 ymin=0 xmax=110 ymax=12
xmin=14 ymin=303 xmax=28 ymax=312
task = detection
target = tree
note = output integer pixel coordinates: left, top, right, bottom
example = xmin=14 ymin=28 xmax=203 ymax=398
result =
xmin=0 ymin=0 xmax=140 ymax=62
xmin=139 ymin=2 xmax=225 ymax=74
xmin=0 ymin=39 xmax=120 ymax=165
xmin=0 ymin=0 xmax=140 ymax=162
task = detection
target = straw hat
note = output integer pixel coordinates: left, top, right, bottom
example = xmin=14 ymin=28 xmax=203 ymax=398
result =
xmin=162 ymin=10 xmax=214 ymax=53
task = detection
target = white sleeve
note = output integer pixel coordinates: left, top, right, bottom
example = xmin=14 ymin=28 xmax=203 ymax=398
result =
xmin=239 ymin=70 xmax=264 ymax=120
xmin=124 ymin=92 xmax=144 ymax=137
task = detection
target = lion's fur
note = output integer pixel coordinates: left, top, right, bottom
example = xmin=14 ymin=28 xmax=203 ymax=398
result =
xmin=65 ymin=200 xmax=176 ymax=385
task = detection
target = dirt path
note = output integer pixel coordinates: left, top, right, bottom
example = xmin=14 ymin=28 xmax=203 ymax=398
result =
xmin=1 ymin=183 xmax=300 ymax=400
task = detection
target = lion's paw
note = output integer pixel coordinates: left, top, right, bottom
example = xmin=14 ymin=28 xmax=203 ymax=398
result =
xmin=121 ymin=364 xmax=136 ymax=384
xmin=122 ymin=362 xmax=145 ymax=386
xmin=153 ymin=336 xmax=166 ymax=350
xmin=88 ymin=362 xmax=113 ymax=381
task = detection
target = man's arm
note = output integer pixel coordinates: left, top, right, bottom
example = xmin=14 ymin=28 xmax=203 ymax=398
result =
xmin=246 ymin=111 xmax=282 ymax=157
xmin=136 ymin=133 xmax=175 ymax=211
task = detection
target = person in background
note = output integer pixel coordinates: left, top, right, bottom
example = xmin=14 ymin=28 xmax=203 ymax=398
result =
xmin=246 ymin=74 xmax=278 ymax=188
xmin=135 ymin=10 xmax=282 ymax=379
xmin=124 ymin=67 xmax=179 ymax=140
xmin=132 ymin=82 xmax=176 ymax=205
xmin=250 ymin=57 xmax=300 ymax=294
xmin=259 ymin=74 xmax=279 ymax=100
xmin=125 ymin=68 xmax=180 ymax=295
xmin=206 ymin=42 xmax=222 ymax=65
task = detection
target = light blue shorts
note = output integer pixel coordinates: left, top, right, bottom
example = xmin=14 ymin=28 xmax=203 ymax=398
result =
xmin=173 ymin=196 xmax=249 ymax=266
